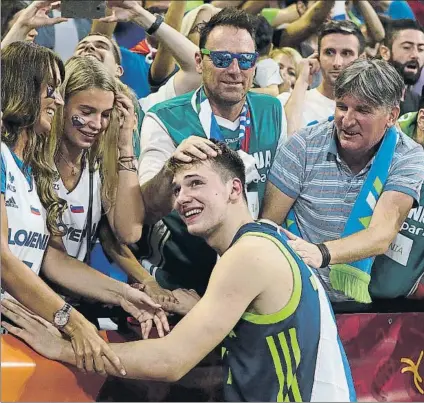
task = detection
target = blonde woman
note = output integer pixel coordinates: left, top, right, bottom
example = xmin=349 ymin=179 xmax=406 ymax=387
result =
xmin=50 ymin=55 xmax=170 ymax=340
xmin=270 ymin=47 xmax=303 ymax=94
xmin=1 ymin=44 xmax=166 ymax=375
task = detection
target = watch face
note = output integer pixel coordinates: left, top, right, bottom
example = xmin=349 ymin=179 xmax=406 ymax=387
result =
xmin=54 ymin=310 xmax=70 ymax=327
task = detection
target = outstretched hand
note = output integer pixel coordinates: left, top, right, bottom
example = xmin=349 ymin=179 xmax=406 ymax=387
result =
xmin=17 ymin=1 xmax=68 ymax=30
xmin=1 ymin=298 xmax=66 ymax=361
xmin=282 ymin=228 xmax=323 ymax=268
xmin=120 ymin=285 xmax=170 ymax=339
xmin=99 ymin=1 xmax=141 ymax=23
xmin=161 ymin=288 xmax=201 ymax=316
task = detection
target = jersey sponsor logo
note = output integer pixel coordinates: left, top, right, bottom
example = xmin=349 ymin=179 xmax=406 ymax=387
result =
xmin=5 ymin=197 xmax=18 ymax=208
xmin=252 ymin=149 xmax=272 ymax=183
xmin=7 ymin=172 xmax=16 ymax=192
xmin=408 ymin=205 xmax=424 ymax=224
xmin=8 ymin=228 xmax=49 ymax=251
xmin=70 ymin=205 xmax=84 ymax=214
xmin=58 ymin=222 xmax=98 ymax=244
xmin=384 ymin=233 xmax=414 ymax=266
xmin=30 ymin=206 xmax=41 ymax=216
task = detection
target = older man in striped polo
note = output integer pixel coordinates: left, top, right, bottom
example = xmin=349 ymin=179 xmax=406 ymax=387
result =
xmin=261 ymin=58 xmax=424 ymax=303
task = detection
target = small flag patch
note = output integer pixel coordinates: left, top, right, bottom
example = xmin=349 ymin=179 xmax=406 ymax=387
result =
xmin=70 ymin=205 xmax=84 ymax=213
xmin=30 ymin=206 xmax=41 ymax=215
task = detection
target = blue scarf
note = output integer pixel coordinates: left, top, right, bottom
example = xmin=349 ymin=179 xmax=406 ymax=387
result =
xmin=285 ymin=125 xmax=399 ymax=303
xmin=192 ymin=87 xmax=251 ymax=151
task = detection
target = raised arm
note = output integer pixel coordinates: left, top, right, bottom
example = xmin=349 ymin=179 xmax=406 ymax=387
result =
xmin=265 ymin=4 xmax=301 ymax=28
xmin=281 ymin=0 xmax=335 ymax=48
xmin=90 ymin=5 xmax=117 ymax=36
xmin=185 ymin=5 xmax=221 ymax=47
xmin=102 ymin=1 xmax=200 ymax=96
xmin=241 ymin=0 xmax=270 ymax=15
xmin=284 ymin=54 xmax=320 ymax=136
xmin=1 ymin=1 xmax=67 ymax=49
xmin=352 ymin=0 xmax=385 ymax=44
xmin=150 ymin=0 xmax=186 ymax=86
xmin=211 ymin=1 xmax=244 ymax=8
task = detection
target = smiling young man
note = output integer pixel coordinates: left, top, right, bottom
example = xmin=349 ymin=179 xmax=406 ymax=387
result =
xmin=261 ymin=58 xmax=424 ymax=303
xmin=112 ymin=7 xmax=288 ymax=295
xmin=2 ymin=142 xmax=355 ymax=402
xmin=380 ymin=19 xmax=424 ymax=115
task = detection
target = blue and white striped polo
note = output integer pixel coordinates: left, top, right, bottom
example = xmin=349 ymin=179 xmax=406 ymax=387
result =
xmin=269 ymin=120 xmax=424 ymax=301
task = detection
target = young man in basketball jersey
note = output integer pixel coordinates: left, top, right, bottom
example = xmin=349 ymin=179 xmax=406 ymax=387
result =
xmin=112 ymin=5 xmax=288 ymax=295
xmin=2 ymin=142 xmax=355 ymax=402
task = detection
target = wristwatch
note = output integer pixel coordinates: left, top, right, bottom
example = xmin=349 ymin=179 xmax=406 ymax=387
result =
xmin=146 ymin=14 xmax=164 ymax=36
xmin=53 ymin=303 xmax=73 ymax=328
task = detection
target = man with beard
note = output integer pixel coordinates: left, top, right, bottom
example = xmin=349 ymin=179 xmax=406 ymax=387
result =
xmin=381 ymin=19 xmax=424 ymax=115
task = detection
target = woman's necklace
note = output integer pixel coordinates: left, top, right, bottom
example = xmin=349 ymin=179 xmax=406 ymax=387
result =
xmin=58 ymin=150 xmax=80 ymax=176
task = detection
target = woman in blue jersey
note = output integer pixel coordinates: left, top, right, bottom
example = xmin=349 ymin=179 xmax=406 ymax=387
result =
xmin=1 ymin=41 xmax=166 ymax=374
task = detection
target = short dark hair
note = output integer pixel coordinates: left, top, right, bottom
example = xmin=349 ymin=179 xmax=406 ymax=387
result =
xmin=383 ymin=19 xmax=424 ymax=49
xmin=255 ymin=15 xmax=274 ymax=57
xmin=318 ymin=20 xmax=366 ymax=55
xmin=85 ymin=32 xmax=122 ymax=65
xmin=1 ymin=0 xmax=28 ymax=37
xmin=168 ymin=140 xmax=247 ymax=201
xmin=198 ymin=8 xmax=258 ymax=51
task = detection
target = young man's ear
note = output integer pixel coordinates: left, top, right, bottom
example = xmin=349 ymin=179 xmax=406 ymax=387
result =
xmin=379 ymin=44 xmax=391 ymax=61
xmin=229 ymin=178 xmax=244 ymax=202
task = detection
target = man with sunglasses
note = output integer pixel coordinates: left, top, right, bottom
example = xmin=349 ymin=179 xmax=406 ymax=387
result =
xmin=113 ymin=7 xmax=288 ymax=297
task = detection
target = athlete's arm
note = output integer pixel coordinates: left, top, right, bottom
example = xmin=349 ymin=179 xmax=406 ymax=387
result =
xmin=98 ymin=220 xmax=176 ymax=304
xmin=4 ymin=236 xmax=278 ymax=381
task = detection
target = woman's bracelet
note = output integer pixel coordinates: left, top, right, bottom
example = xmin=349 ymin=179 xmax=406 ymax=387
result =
xmin=118 ymin=160 xmax=137 ymax=172
xmin=118 ymin=154 xmax=135 ymax=162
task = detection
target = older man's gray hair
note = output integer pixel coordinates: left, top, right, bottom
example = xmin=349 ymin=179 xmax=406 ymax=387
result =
xmin=335 ymin=58 xmax=404 ymax=110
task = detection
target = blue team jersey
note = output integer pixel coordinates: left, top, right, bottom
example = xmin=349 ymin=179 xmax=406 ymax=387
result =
xmin=222 ymin=222 xmax=356 ymax=402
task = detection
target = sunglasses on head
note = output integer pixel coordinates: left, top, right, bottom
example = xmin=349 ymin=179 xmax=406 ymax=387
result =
xmin=201 ymin=48 xmax=258 ymax=70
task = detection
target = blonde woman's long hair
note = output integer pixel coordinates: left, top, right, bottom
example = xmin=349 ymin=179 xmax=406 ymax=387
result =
xmin=1 ymin=41 xmax=67 ymax=235
xmin=52 ymin=56 xmax=121 ymax=209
